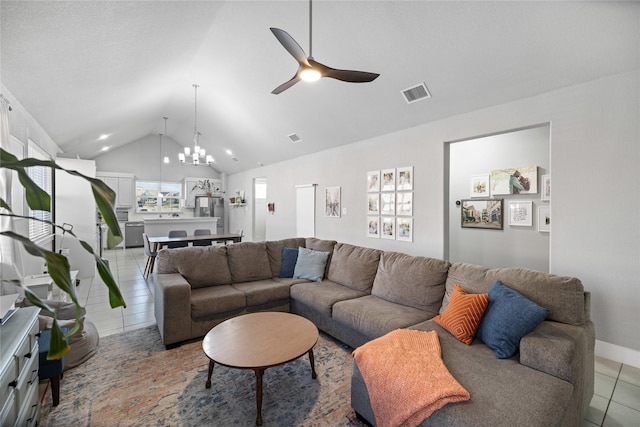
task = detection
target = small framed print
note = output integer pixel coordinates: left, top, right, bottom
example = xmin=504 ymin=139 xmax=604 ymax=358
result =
xmin=470 ymin=174 xmax=490 ymax=198
xmin=461 ymin=199 xmax=503 ymax=229
xmin=367 ymin=216 xmax=380 ymax=238
xmin=396 ymin=192 xmax=413 ymax=216
xmin=325 ymin=186 xmax=341 ymax=217
xmin=509 ymin=201 xmax=533 ymax=226
xmin=367 ymin=170 xmax=380 ymax=192
xmin=538 ymin=206 xmax=550 ymax=232
xmin=396 ymin=166 xmax=413 ymax=191
xmin=381 ymin=216 xmax=395 ymax=239
xmin=381 ymin=193 xmax=395 ymax=216
xmin=367 ymin=193 xmax=380 ymax=215
xmin=381 ymin=169 xmax=395 ymax=192
xmin=396 ymin=217 xmax=413 ymax=242
xmin=541 ymin=175 xmax=551 ymax=201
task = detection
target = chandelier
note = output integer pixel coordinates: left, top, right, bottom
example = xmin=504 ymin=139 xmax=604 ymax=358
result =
xmin=178 ymin=84 xmax=213 ymax=166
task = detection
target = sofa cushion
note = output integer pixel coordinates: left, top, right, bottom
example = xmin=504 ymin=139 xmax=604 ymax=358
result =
xmin=293 ymin=247 xmax=330 ymax=282
xmin=333 ymin=295 xmax=432 ymax=340
xmin=371 ymin=251 xmax=449 ymax=315
xmin=190 ymin=285 xmax=246 ymax=320
xmin=226 ymin=241 xmax=272 ymax=283
xmin=327 ymin=243 xmax=382 ymax=292
xmin=290 ymin=280 xmax=366 ymax=318
xmin=305 ymin=238 xmax=337 ymax=277
xmin=157 ymin=246 xmax=231 ymax=288
xmin=476 ymin=280 xmax=548 ymax=359
xmin=232 ymin=279 xmax=291 ymax=307
xmin=278 ymin=247 xmax=299 ymax=278
xmin=433 ymin=284 xmax=489 ymax=345
xmin=442 ymin=262 xmax=585 ymax=326
xmin=266 ymin=238 xmax=307 ymax=277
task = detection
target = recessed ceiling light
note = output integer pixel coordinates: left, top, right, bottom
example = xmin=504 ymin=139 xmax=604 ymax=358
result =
xmin=225 ymin=149 xmax=233 ymax=156
xmin=98 ymin=134 xmax=110 ymax=140
xmin=101 ymin=146 xmax=109 ymax=151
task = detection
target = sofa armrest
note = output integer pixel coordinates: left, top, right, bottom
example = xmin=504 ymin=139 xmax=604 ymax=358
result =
xmin=519 ymin=320 xmax=587 ymax=385
xmin=154 ymin=273 xmax=192 ymax=346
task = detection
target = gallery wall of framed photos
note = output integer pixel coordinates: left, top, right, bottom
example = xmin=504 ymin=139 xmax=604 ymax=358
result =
xmin=367 ymin=166 xmax=413 ymax=242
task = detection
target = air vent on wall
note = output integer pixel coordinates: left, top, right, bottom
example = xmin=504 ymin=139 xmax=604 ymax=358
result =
xmin=401 ymin=82 xmax=431 ymax=104
xmin=288 ymin=133 xmax=302 ymax=143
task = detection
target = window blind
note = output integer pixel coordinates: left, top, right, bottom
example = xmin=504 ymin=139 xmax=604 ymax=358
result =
xmin=27 ymin=140 xmax=52 ymax=242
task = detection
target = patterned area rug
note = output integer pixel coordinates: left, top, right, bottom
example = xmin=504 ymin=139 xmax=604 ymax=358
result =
xmin=39 ymin=325 xmax=366 ymax=426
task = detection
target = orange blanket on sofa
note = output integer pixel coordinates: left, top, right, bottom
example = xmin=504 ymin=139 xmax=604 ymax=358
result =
xmin=352 ymin=329 xmax=470 ymax=427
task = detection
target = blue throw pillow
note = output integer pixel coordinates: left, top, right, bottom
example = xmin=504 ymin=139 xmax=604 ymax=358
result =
xmin=293 ymin=247 xmax=330 ymax=282
xmin=279 ymin=247 xmax=299 ymax=278
xmin=477 ymin=280 xmax=549 ymax=359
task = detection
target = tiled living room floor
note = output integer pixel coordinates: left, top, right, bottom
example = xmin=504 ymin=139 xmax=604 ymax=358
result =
xmin=78 ymin=248 xmax=639 ymax=426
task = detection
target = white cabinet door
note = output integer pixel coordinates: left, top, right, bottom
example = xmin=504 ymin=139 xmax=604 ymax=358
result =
xmin=117 ymin=177 xmax=133 ymax=207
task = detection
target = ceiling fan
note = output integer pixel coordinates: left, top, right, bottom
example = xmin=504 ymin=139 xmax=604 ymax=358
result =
xmin=270 ymin=0 xmax=380 ymax=94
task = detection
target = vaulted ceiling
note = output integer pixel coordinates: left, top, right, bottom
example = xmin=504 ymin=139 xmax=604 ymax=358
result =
xmin=1 ymin=1 xmax=638 ymax=175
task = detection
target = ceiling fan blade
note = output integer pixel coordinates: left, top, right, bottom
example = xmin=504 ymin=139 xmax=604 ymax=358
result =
xmin=271 ymin=73 xmax=302 ymax=94
xmin=309 ymin=59 xmax=379 ymax=83
xmin=270 ymin=28 xmax=310 ymax=67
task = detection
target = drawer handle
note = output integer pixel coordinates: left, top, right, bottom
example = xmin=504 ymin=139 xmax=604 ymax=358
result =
xmin=27 ymin=403 xmax=38 ymax=423
xmin=28 ymin=368 xmax=38 ymax=385
xmin=35 ymin=332 xmax=41 ymax=338
xmin=8 ymin=379 xmax=17 ymax=388
xmin=24 ymin=352 xmax=32 ymax=359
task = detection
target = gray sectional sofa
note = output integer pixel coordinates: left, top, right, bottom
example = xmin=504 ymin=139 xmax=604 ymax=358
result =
xmin=154 ymin=237 xmax=594 ymax=427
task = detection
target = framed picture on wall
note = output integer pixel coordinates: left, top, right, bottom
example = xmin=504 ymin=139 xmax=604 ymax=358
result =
xmin=381 ymin=169 xmax=395 ymax=192
xmin=367 ymin=216 xmax=380 ymax=238
xmin=541 ymin=175 xmax=551 ymax=201
xmin=509 ymin=201 xmax=533 ymax=226
xmin=396 ymin=192 xmax=413 ymax=216
xmin=367 ymin=170 xmax=380 ymax=192
xmin=461 ymin=199 xmax=503 ymax=230
xmin=381 ymin=217 xmax=395 ymax=239
xmin=367 ymin=193 xmax=380 ymax=214
xmin=538 ymin=206 xmax=551 ymax=232
xmin=490 ymin=166 xmax=538 ymax=195
xmin=325 ymin=186 xmax=341 ymax=217
xmin=396 ymin=217 xmax=413 ymax=242
xmin=381 ymin=193 xmax=396 ymax=216
xmin=470 ymin=174 xmax=490 ymax=198
xmin=396 ymin=166 xmax=413 ymax=191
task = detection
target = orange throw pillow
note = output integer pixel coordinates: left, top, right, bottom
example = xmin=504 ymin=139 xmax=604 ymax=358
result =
xmin=434 ymin=284 xmax=489 ymax=345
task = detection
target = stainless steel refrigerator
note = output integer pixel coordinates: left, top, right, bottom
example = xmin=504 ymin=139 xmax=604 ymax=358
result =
xmin=194 ymin=196 xmax=225 ymax=234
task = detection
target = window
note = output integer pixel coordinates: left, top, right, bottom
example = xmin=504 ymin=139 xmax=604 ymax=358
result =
xmin=136 ymin=181 xmax=182 ymax=213
xmin=27 ymin=140 xmax=52 ymax=242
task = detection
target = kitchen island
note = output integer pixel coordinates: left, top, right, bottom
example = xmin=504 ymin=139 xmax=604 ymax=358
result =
xmin=143 ymin=217 xmax=219 ymax=237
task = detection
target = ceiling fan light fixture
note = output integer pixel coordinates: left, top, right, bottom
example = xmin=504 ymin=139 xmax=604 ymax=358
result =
xmin=300 ymin=68 xmax=321 ymax=82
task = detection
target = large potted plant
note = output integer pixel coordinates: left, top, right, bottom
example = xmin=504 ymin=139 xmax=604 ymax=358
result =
xmin=0 ymin=147 xmax=126 ymax=359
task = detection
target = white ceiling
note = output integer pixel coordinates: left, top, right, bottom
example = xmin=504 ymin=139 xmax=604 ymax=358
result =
xmin=1 ymin=1 xmax=638 ymax=175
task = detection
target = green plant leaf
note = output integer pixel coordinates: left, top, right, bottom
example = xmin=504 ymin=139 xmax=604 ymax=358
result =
xmin=0 ymin=197 xmax=11 ymax=211
xmin=79 ymin=239 xmax=126 ymax=308
xmin=48 ymin=318 xmax=71 ymax=360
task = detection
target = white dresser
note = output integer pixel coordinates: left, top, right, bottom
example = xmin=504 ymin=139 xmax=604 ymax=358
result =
xmin=0 ymin=307 xmax=40 ymax=426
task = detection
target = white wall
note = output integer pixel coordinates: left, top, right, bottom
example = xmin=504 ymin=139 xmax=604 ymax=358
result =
xmin=228 ymin=70 xmax=640 ymax=362
xmin=447 ymin=124 xmax=550 ymax=271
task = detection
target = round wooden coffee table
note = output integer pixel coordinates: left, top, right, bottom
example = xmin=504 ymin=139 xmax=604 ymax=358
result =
xmin=202 ymin=312 xmax=319 ymax=426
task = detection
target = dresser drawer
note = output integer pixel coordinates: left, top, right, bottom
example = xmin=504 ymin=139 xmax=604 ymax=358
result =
xmin=0 ymin=356 xmax=18 ymax=414
xmin=0 ymin=387 xmax=16 ymax=426
xmin=16 ymin=347 xmax=38 ymax=403
xmin=16 ymin=382 xmax=39 ymax=427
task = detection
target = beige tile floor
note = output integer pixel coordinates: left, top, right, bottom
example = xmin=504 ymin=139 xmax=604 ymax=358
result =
xmin=82 ymin=248 xmax=640 ymax=426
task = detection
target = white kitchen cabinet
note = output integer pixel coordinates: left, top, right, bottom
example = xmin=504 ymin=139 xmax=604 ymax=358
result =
xmin=183 ymin=177 xmax=222 ymax=208
xmin=96 ymin=172 xmax=134 ymax=208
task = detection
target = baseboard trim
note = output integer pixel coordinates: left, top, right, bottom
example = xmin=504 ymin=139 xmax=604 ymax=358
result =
xmin=595 ymin=340 xmax=640 ymax=368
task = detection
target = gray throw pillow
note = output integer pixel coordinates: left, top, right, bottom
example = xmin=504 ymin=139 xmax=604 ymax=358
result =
xmin=293 ymin=247 xmax=330 ymax=282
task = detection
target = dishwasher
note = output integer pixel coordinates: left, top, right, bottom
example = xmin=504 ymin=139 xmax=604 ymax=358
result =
xmin=124 ymin=221 xmax=144 ymax=248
